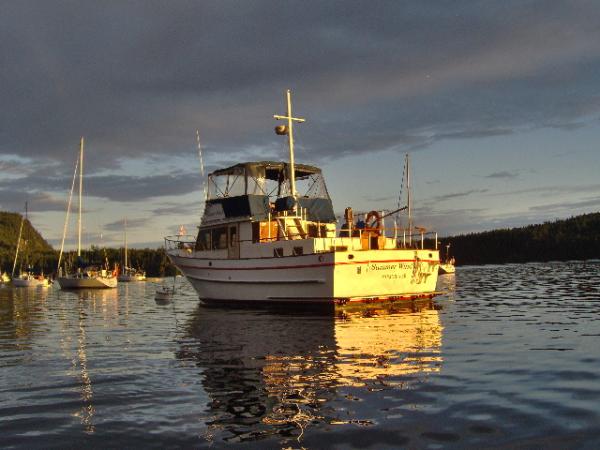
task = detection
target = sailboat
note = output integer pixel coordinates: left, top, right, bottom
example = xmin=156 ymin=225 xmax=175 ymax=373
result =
xmin=117 ymin=218 xmax=146 ymax=282
xmin=164 ymin=90 xmax=440 ymax=306
xmin=11 ymin=202 xmax=50 ymax=287
xmin=56 ymin=138 xmax=118 ymax=289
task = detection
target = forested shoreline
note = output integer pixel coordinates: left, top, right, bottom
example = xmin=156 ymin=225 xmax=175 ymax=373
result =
xmin=439 ymin=212 xmax=600 ymax=266
xmin=0 ymin=211 xmax=177 ymax=277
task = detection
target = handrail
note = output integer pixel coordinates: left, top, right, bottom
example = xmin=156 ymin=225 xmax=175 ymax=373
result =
xmin=164 ymin=230 xmax=439 ymax=253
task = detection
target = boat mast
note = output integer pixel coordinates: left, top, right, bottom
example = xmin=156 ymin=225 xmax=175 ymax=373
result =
xmin=11 ymin=203 xmax=26 ymax=277
xmin=124 ymin=218 xmax=128 ymax=269
xmin=406 ymin=153 xmax=412 ymax=246
xmin=78 ymin=137 xmax=84 ymax=257
xmin=274 ymin=89 xmax=305 ymax=199
xmin=24 ymin=201 xmax=29 ymax=269
xmin=196 ymin=129 xmax=207 ymax=218
xmin=57 ymin=150 xmax=80 ymax=273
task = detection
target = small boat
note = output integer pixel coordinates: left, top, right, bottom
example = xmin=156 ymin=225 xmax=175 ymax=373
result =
xmin=155 ymin=275 xmax=176 ymax=303
xmin=11 ymin=202 xmax=51 ymax=287
xmin=438 ymin=261 xmax=456 ymax=274
xmin=165 ymin=90 xmax=441 ymax=306
xmin=438 ymin=244 xmax=456 ymax=274
xmin=56 ymin=138 xmax=117 ymax=289
xmin=117 ymin=218 xmax=146 ymax=282
xmin=58 ymin=266 xmax=117 ymax=289
xmin=118 ymin=269 xmax=146 ymax=282
xmin=12 ymin=272 xmax=50 ymax=288
xmin=154 ymin=285 xmax=175 ymax=303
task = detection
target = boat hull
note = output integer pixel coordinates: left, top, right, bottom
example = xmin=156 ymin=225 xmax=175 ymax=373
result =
xmin=57 ymin=276 xmax=117 ymax=289
xmin=13 ymin=278 xmax=49 ymax=287
xmin=118 ymin=274 xmax=144 ymax=282
xmin=168 ymin=248 xmax=439 ymax=305
xmin=438 ymin=263 xmax=456 ymax=274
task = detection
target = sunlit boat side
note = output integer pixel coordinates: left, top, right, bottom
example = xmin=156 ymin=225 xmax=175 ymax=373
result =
xmin=165 ymin=91 xmax=440 ymax=305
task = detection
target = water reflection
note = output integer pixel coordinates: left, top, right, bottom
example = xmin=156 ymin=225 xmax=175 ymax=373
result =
xmin=178 ymin=300 xmax=443 ymax=444
xmin=0 ymin=286 xmax=49 ymax=362
xmin=335 ymin=303 xmax=443 ymax=387
xmin=55 ymin=289 xmax=119 ymax=434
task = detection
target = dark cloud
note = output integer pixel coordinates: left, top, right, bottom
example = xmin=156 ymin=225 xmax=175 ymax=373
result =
xmin=151 ymin=204 xmax=196 ymax=217
xmin=0 ymin=170 xmax=201 ymax=202
xmin=85 ymin=172 xmax=201 ymax=201
xmin=0 ymin=190 xmax=66 ymax=213
xmin=528 ymin=196 xmax=600 ymax=213
xmin=492 ymin=183 xmax=600 ymax=198
xmin=485 ymin=170 xmax=520 ymax=179
xmin=103 ymin=218 xmax=150 ymax=232
xmin=2 ymin=1 xmax=600 ymax=168
xmin=429 ymin=189 xmax=489 ymax=203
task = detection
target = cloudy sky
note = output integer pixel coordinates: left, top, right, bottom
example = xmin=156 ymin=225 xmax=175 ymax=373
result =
xmin=1 ymin=1 xmax=600 ymax=248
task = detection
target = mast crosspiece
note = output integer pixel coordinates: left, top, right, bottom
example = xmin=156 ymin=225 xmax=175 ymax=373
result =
xmin=274 ymin=89 xmax=305 ymax=199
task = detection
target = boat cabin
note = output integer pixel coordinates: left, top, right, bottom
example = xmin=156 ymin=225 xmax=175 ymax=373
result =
xmin=194 ymin=161 xmax=337 ymax=258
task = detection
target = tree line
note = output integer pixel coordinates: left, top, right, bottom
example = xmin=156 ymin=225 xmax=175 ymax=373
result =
xmin=0 ymin=211 xmax=177 ymax=277
xmin=438 ymin=212 xmax=600 ymax=265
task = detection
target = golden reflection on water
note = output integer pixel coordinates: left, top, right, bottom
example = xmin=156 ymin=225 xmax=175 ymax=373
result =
xmin=181 ymin=300 xmax=443 ymax=444
xmin=334 ymin=304 xmax=443 ymax=386
xmin=57 ymin=289 xmax=119 ymax=434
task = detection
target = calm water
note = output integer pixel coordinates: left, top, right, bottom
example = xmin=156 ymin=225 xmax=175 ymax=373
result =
xmin=1 ymin=262 xmax=600 ymax=449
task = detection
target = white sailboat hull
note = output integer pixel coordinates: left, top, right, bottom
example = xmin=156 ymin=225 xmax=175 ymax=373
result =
xmin=13 ymin=277 xmax=50 ymax=287
xmin=168 ymin=248 xmax=439 ymax=305
xmin=117 ymin=274 xmax=146 ymax=282
xmin=57 ymin=276 xmax=117 ymax=289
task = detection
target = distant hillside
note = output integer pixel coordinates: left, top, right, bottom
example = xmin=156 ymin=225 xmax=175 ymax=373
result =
xmin=0 ymin=212 xmax=57 ymax=274
xmin=440 ymin=212 xmax=600 ymax=266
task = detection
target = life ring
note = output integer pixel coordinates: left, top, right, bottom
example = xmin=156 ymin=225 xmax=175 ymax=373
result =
xmin=365 ymin=210 xmax=382 ymax=235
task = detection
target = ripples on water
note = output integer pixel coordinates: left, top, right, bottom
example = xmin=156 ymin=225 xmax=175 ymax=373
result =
xmin=1 ymin=262 xmax=599 ymax=448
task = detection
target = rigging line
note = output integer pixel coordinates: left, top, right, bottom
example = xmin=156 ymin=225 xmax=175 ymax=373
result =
xmin=196 ymin=130 xmax=207 ymax=218
xmin=57 ymin=153 xmax=80 ymax=273
xmin=11 ymin=207 xmax=26 ymax=277
xmin=396 ymin=155 xmax=407 ymax=223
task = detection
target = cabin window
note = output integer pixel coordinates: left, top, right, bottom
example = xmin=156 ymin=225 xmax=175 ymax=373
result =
xmin=211 ymin=227 xmax=228 ymax=250
xmin=196 ymin=229 xmax=211 ymax=251
xmin=293 ymin=246 xmax=303 ymax=256
xmin=274 ymin=248 xmax=284 ymax=257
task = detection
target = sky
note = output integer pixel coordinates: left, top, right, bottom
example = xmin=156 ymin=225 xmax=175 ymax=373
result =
xmin=1 ymin=1 xmax=600 ymax=248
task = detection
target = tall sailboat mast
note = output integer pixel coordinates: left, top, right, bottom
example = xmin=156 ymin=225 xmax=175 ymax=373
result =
xmin=78 ymin=137 xmax=84 ymax=257
xmin=11 ymin=203 xmax=26 ymax=277
xmin=274 ymin=89 xmax=305 ymax=199
xmin=124 ymin=218 xmax=128 ymax=269
xmin=406 ymin=153 xmax=412 ymax=246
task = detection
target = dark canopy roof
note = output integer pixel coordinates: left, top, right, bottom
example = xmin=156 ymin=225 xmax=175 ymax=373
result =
xmin=210 ymin=161 xmax=322 ymax=180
